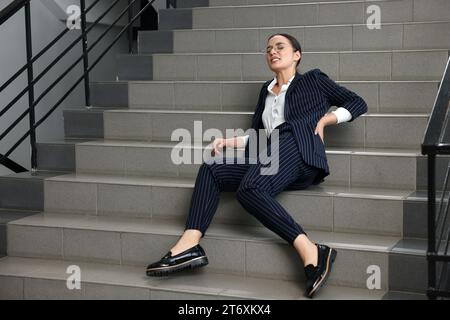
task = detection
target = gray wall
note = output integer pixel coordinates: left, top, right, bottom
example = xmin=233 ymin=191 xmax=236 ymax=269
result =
xmin=0 ymin=0 xmax=131 ymax=176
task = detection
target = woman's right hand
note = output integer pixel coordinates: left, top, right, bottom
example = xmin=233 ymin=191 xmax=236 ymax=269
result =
xmin=211 ymin=138 xmax=227 ymax=155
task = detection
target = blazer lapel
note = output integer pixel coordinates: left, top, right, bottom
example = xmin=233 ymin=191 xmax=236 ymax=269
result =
xmin=251 ymin=81 xmax=270 ymax=130
xmin=252 ymin=71 xmax=303 ymax=130
xmin=283 ymin=71 xmax=303 ymax=118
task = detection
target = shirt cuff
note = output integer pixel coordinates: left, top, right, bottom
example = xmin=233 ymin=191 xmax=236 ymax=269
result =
xmin=239 ymin=135 xmax=249 ymax=148
xmin=331 ymin=107 xmax=352 ymax=124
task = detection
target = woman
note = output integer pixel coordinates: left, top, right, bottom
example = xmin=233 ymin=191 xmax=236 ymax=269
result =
xmin=146 ymin=34 xmax=368 ymax=298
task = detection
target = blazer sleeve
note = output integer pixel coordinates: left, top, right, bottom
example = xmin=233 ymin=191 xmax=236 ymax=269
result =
xmin=315 ymin=69 xmax=368 ymax=122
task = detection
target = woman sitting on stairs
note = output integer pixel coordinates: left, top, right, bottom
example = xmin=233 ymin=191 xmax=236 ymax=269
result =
xmin=146 ymin=33 xmax=368 ymax=298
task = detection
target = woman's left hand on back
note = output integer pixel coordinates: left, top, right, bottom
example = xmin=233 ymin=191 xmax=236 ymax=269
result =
xmin=314 ymin=121 xmax=325 ymax=143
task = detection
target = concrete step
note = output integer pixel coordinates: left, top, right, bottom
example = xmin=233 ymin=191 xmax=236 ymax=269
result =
xmin=138 ymin=21 xmax=450 ymax=54
xmin=0 ymin=171 xmax=66 ymax=211
xmin=0 ymin=209 xmax=40 ymax=258
xmin=29 ymin=165 xmax=440 ymax=239
xmin=63 ymin=107 xmax=126 ymax=139
xmin=90 ymin=82 xmax=128 ymax=108
xmin=0 ymin=256 xmax=388 ymax=299
xmin=388 ymin=238 xmax=428 ymax=294
xmin=63 ymin=108 xmax=105 ymax=139
xmin=36 ymin=139 xmax=94 ymax=172
xmin=102 ymin=109 xmax=429 ymax=150
xmin=73 ymin=140 xmax=428 ymax=189
xmin=6 ymin=212 xmax=403 ymax=290
xmin=158 ymin=0 xmax=450 ymax=30
xmin=41 ymin=171 xmax=415 ymax=237
xmin=208 ymin=0 xmax=408 ymax=6
xmin=173 ymin=0 xmax=210 ymax=9
xmin=147 ymin=49 xmax=449 ymax=81
xmin=114 ymin=79 xmax=439 ymax=114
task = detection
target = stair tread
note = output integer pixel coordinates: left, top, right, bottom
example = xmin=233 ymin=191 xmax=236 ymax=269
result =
xmin=0 ymin=256 xmax=387 ymax=299
xmin=37 ymin=138 xmax=100 ymax=145
xmin=92 ymin=79 xmax=441 ymax=84
xmin=151 ymin=48 xmax=449 ymax=55
xmin=10 ymin=213 xmax=401 ymax=253
xmin=63 ymin=106 xmax=432 ymax=116
xmin=45 ymin=171 xmax=418 ymax=198
xmin=138 ymin=19 xmax=450 ymax=32
xmin=0 ymin=171 xmax=67 ymax=180
xmin=203 ymin=0 xmax=448 ymax=11
xmin=73 ymin=138 xmax=425 ymax=156
xmin=0 ymin=209 xmax=40 ymax=224
xmin=103 ymin=109 xmax=430 ymax=117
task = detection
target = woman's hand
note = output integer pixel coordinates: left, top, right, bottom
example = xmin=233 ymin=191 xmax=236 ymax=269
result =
xmin=211 ymin=138 xmax=228 ymax=155
xmin=314 ymin=112 xmax=338 ymax=143
xmin=314 ymin=121 xmax=325 ymax=143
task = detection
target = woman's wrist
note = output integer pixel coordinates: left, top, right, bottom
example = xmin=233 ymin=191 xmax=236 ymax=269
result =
xmin=320 ymin=112 xmax=338 ymax=127
xmin=225 ymin=137 xmax=236 ymax=148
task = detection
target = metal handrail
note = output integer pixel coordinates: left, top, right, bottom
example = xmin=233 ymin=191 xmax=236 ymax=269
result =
xmin=0 ymin=0 xmax=28 ymax=25
xmin=422 ymin=56 xmax=450 ymax=152
xmin=421 ymin=54 xmax=450 ymax=300
xmin=0 ymin=0 xmax=162 ymax=172
xmin=1 ymin=0 xmax=157 ymax=166
xmin=0 ymin=0 xmax=101 ymax=96
xmin=0 ymin=0 xmax=129 ymax=141
xmin=0 ymin=0 xmax=119 ymax=119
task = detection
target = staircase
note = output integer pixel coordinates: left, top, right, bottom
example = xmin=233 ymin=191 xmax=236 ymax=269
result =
xmin=1 ymin=0 xmax=450 ymax=299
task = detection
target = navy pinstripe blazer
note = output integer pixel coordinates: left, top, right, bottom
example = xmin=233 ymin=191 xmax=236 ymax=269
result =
xmin=247 ymin=68 xmax=368 ymax=189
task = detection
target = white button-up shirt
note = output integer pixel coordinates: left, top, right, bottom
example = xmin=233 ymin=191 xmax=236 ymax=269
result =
xmin=239 ymin=75 xmax=352 ymax=147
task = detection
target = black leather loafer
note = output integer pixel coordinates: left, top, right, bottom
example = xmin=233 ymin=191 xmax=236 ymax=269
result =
xmin=304 ymin=244 xmax=337 ymax=298
xmin=146 ymin=244 xmax=208 ymax=277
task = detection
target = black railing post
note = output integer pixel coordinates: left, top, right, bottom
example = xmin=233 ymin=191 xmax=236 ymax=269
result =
xmin=80 ymin=0 xmax=91 ymax=107
xmin=128 ymin=0 xmax=133 ymax=53
xmin=24 ymin=1 xmax=36 ymax=171
xmin=428 ymin=153 xmax=437 ymax=300
xmin=166 ymin=0 xmax=176 ymax=9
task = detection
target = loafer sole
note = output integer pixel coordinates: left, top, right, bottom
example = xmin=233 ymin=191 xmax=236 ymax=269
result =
xmin=307 ymin=248 xmax=337 ymax=298
xmin=146 ymin=256 xmax=209 ymax=277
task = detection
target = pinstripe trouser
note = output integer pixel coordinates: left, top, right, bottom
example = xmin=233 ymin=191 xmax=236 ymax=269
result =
xmin=184 ymin=122 xmax=320 ymax=245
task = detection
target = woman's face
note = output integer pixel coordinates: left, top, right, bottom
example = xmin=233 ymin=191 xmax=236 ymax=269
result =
xmin=265 ymin=35 xmax=301 ymax=73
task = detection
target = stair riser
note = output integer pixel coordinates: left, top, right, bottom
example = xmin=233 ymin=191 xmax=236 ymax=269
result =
xmin=125 ymin=81 xmax=438 ymax=114
xmin=209 ymin=0 xmax=400 ymax=6
xmin=43 ymin=178 xmax=406 ymax=236
xmin=0 ymin=178 xmax=43 ymax=211
xmin=0 ymin=276 xmax=233 ymax=300
xmin=63 ymin=110 xmax=104 ymax=139
xmin=0 ymin=277 xmax=151 ymax=300
xmin=36 ymin=143 xmax=76 ymax=172
xmin=103 ymin=111 xmax=429 ymax=149
xmin=6 ymin=224 xmax=391 ymax=289
xmin=177 ymin=0 xmax=210 ymax=9
xmin=90 ymin=82 xmax=128 ymax=108
xmin=403 ymin=199 xmax=427 ymax=239
xmin=389 ymin=253 xmax=427 ymax=293
xmin=159 ymin=0 xmax=450 ymax=30
xmin=74 ymin=143 xmax=422 ymax=188
xmin=138 ymin=22 xmax=450 ymax=54
xmin=0 ymin=225 xmax=5 ymax=258
xmin=117 ymin=50 xmax=449 ymax=81
xmin=0 ymin=276 xmax=243 ymax=300
xmin=150 ymin=51 xmax=448 ymax=81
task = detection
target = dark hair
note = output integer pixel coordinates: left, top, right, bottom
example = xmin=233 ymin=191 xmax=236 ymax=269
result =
xmin=267 ymin=33 xmax=302 ymax=68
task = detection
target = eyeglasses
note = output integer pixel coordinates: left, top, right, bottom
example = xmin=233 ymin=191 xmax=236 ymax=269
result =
xmin=265 ymin=43 xmax=290 ymax=54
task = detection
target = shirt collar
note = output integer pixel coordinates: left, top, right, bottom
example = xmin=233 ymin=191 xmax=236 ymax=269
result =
xmin=267 ymin=74 xmax=296 ymax=94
